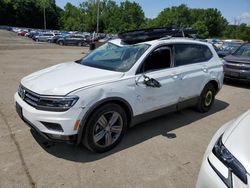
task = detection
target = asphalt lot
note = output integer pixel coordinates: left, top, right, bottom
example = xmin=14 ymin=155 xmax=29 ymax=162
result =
xmin=0 ymin=30 xmax=249 ymax=188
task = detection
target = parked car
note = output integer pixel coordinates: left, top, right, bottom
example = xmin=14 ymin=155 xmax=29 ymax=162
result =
xmin=15 ymin=30 xmax=224 ymax=153
xmin=57 ymin=34 xmax=88 ymax=46
xmin=12 ymin=27 xmax=22 ymax=33
xmin=217 ymin=42 xmax=242 ymax=58
xmin=32 ymin=32 xmax=41 ymax=41
xmin=18 ymin=30 xmax=28 ymax=36
xmin=27 ymin=30 xmax=39 ymax=39
xmin=223 ymin=39 xmax=244 ymax=43
xmin=214 ymin=41 xmax=224 ymax=49
xmin=34 ymin=32 xmax=55 ymax=42
xmin=223 ymin=43 xmax=250 ymax=81
xmin=197 ymin=109 xmax=250 ymax=188
xmin=49 ymin=33 xmax=66 ymax=43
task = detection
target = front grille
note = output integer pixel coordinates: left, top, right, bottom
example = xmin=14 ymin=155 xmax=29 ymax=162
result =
xmin=18 ymin=85 xmax=40 ymax=108
xmin=225 ymin=62 xmax=250 ymax=71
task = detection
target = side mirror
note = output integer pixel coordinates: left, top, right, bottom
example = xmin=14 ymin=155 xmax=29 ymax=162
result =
xmin=143 ymin=75 xmax=161 ymax=88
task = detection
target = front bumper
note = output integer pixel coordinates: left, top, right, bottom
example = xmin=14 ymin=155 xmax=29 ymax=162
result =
xmin=15 ymin=92 xmax=83 ymax=142
xmin=224 ymin=67 xmax=250 ymax=81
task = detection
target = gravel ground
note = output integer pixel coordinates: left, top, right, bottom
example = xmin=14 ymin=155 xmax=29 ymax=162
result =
xmin=0 ymin=30 xmax=249 ymax=188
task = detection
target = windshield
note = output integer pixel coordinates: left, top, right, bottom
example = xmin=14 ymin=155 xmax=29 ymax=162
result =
xmin=78 ymin=42 xmax=150 ymax=72
xmin=233 ymin=44 xmax=250 ymax=57
xmin=221 ymin=43 xmax=241 ymax=52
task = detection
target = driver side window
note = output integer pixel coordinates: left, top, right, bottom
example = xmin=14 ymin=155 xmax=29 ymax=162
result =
xmin=138 ymin=46 xmax=172 ymax=73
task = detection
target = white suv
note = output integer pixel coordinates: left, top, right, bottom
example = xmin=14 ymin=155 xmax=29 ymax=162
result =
xmin=15 ymin=36 xmax=224 ymax=153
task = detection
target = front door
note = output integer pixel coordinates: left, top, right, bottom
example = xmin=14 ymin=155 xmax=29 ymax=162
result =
xmin=134 ymin=45 xmax=180 ymax=115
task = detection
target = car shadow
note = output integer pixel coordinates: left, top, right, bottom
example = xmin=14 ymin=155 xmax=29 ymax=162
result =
xmin=31 ymin=99 xmax=229 ymax=162
xmin=224 ymin=79 xmax=250 ymax=89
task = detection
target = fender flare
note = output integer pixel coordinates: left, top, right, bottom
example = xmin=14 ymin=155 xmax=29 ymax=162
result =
xmin=76 ymin=97 xmax=134 ymax=144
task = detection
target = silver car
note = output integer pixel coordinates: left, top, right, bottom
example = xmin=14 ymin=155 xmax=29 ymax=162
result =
xmin=35 ymin=33 xmax=55 ymax=42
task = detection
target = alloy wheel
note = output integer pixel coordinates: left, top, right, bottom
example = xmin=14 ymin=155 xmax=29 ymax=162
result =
xmin=93 ymin=111 xmax=123 ymax=148
xmin=204 ymin=90 xmax=213 ymax=107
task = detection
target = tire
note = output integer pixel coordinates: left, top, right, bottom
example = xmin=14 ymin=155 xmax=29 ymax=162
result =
xmin=82 ymin=42 xmax=88 ymax=47
xmin=58 ymin=41 xmax=64 ymax=46
xmin=83 ymin=103 xmax=127 ymax=153
xmin=196 ymin=83 xmax=216 ymax=113
xmin=77 ymin=42 xmax=82 ymax=47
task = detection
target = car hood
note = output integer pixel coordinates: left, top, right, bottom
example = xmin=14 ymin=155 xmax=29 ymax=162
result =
xmin=224 ymin=55 xmax=250 ymax=64
xmin=222 ymin=110 xmax=250 ymax=173
xmin=21 ymin=62 xmax=124 ymax=95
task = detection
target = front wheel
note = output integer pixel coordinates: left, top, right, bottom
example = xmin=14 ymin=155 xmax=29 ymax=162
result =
xmin=196 ymin=83 xmax=216 ymax=113
xmin=77 ymin=42 xmax=82 ymax=47
xmin=83 ymin=103 xmax=127 ymax=153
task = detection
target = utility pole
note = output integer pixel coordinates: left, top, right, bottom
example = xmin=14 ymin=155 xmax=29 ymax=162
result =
xmin=43 ymin=6 xmax=46 ymax=30
xmin=96 ymin=0 xmax=100 ymax=34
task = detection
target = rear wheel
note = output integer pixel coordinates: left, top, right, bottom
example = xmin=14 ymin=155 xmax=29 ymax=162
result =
xmin=83 ymin=103 xmax=127 ymax=153
xmin=196 ymin=83 xmax=216 ymax=113
xmin=58 ymin=41 xmax=64 ymax=45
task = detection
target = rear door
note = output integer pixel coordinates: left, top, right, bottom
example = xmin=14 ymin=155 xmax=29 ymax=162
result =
xmin=66 ymin=35 xmax=74 ymax=44
xmin=75 ymin=36 xmax=84 ymax=45
xmin=172 ymin=43 xmax=213 ymax=102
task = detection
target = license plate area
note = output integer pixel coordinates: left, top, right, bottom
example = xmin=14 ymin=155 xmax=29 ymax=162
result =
xmin=16 ymin=102 xmax=23 ymax=119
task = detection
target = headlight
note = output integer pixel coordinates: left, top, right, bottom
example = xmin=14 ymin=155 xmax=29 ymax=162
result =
xmin=37 ymin=96 xmax=79 ymax=112
xmin=212 ymin=135 xmax=247 ymax=186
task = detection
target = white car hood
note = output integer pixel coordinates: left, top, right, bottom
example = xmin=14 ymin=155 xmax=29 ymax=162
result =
xmin=21 ymin=62 xmax=124 ymax=95
xmin=222 ymin=110 xmax=250 ymax=173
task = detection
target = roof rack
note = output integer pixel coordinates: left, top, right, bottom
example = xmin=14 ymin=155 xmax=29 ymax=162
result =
xmin=118 ymin=27 xmax=198 ymax=44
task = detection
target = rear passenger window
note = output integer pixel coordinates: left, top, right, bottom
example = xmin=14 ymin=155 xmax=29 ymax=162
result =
xmin=174 ymin=44 xmax=212 ymax=66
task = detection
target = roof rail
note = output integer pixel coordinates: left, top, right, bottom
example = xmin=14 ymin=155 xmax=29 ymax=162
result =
xmin=118 ymin=27 xmax=198 ymax=44
xmin=159 ymin=36 xmax=173 ymax=40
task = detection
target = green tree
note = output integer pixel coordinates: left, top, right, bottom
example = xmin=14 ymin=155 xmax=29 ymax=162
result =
xmin=60 ymin=3 xmax=85 ymax=31
xmin=79 ymin=0 xmax=98 ymax=32
xmin=100 ymin=0 xmax=121 ymax=33
xmin=118 ymin=1 xmax=145 ymax=32
xmin=148 ymin=5 xmax=228 ymax=38
xmin=223 ymin=25 xmax=236 ymax=39
xmin=192 ymin=21 xmax=209 ymax=38
xmin=150 ymin=4 xmax=191 ymax=28
xmin=78 ymin=0 xmax=145 ymax=33
xmin=0 ymin=0 xmax=60 ymax=29
xmin=235 ymin=24 xmax=250 ymax=41
xmin=202 ymin=8 xmax=228 ymax=37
